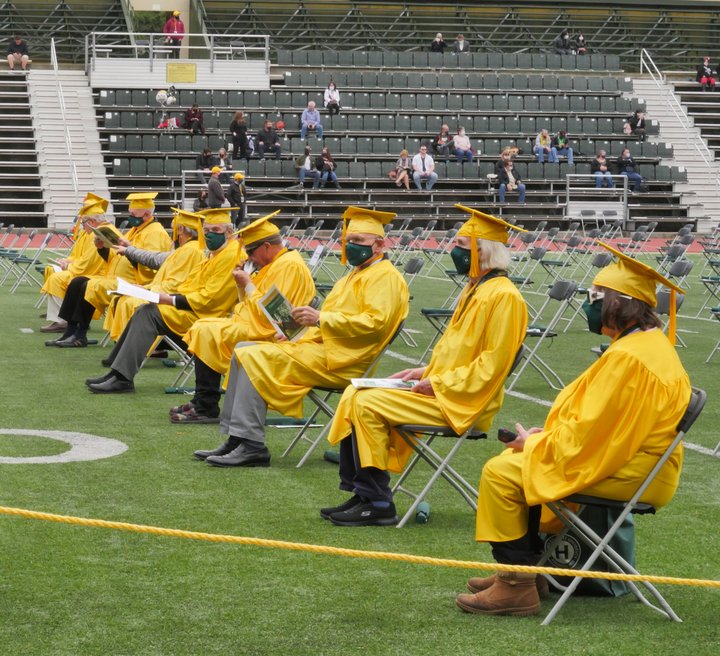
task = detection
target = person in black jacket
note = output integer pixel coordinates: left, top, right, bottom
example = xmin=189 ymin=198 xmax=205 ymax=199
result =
xmin=553 ymin=30 xmax=572 ymax=55
xmin=7 ymin=35 xmax=29 ymax=71
xmin=616 ymin=148 xmax=644 ymax=193
xmin=229 ymin=111 xmax=248 ymax=160
xmin=256 ymin=120 xmax=281 ymax=160
xmin=498 ymin=160 xmax=526 ymax=203
xmin=430 ymin=33 xmax=447 ymax=53
xmin=696 ymin=56 xmax=716 ymax=91
xmin=316 ymin=147 xmax=340 ymax=189
xmin=628 ymin=110 xmax=646 ymax=142
xmin=228 ymin=172 xmax=246 ymax=226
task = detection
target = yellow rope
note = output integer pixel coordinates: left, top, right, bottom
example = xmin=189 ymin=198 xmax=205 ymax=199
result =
xmin=1 ymin=505 xmax=719 ymax=588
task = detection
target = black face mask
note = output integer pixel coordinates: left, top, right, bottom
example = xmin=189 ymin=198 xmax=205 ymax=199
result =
xmin=450 ymin=246 xmax=471 ymax=275
xmin=582 ymin=298 xmax=604 ymax=334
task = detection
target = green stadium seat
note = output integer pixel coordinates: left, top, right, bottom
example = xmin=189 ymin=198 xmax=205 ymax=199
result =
xmin=544 ymin=162 xmax=560 ymax=179
xmin=555 ymin=95 xmax=570 ymax=112
xmin=536 ymin=116 xmax=552 ymax=132
xmin=244 ymin=91 xmax=260 ymax=108
xmin=448 ymin=94 xmax=463 ymax=110
xmin=558 ymin=75 xmax=573 ymax=91
xmin=357 ymin=137 xmax=373 ymax=154
xmin=417 ymin=93 xmax=433 ymax=110
xmin=527 ymin=74 xmax=543 ymax=90
xmin=586 ymin=96 xmax=601 ymax=112
xmin=346 ymin=71 xmax=362 ymax=87
xmin=378 ymin=114 xmax=395 ymax=132
xmin=395 ymin=115 xmax=411 ymax=132
xmin=411 ymin=115 xmax=427 ymax=132
xmin=99 ymin=89 xmax=114 ymax=106
xmin=131 ymin=89 xmax=147 ymax=106
xmin=421 ymin=73 xmax=437 ymax=89
xmin=488 ymin=53 xmax=503 ymax=69
xmin=330 ymin=114 xmax=348 ymax=131
xmin=364 ymin=114 xmax=380 ymax=131
xmin=603 ymin=77 xmax=619 ymax=92
xmin=354 ymin=92 xmax=370 ymax=108
xmin=383 ymin=51 xmax=399 ymax=67
xmin=597 ymin=118 xmax=614 ymax=134
xmin=570 ymin=96 xmax=585 ymax=112
xmin=592 ymin=54 xmax=608 ymax=69
xmin=361 ymin=71 xmax=377 ymax=88
xmin=573 ymin=77 xmax=589 ymax=92
xmin=181 ymin=158 xmax=197 ymax=172
xmin=472 ymin=53 xmax=488 ymax=68
xmin=513 ymin=74 xmax=529 ymax=90
xmin=340 ymin=137 xmax=356 ymax=154
xmin=115 ymin=90 xmax=131 ymax=106
xmin=505 ymin=116 xmax=519 ymax=133
xmin=483 ymin=73 xmax=499 ymax=89
xmin=527 ymin=162 xmax=543 ymax=179
xmin=120 ymin=111 xmax=136 ymax=128
xmin=147 ymin=158 xmax=164 ymax=176
xmin=543 ymin=75 xmax=559 ymax=91
xmin=130 ymin=158 xmax=146 ymax=176
xmin=467 ymin=73 xmax=483 ymax=88
xmin=165 ymin=158 xmax=180 ymax=176
xmin=517 ymin=53 xmax=532 ymax=69
xmin=349 ymin=162 xmax=365 ymax=179
xmin=159 ymin=134 xmax=175 ymax=151
xmin=392 ymin=73 xmax=408 ymax=89
xmin=513 ymin=161 xmax=527 ymax=178
xmin=176 ymin=134 xmax=192 ymax=151
xmin=388 ymin=136 xmax=404 ymax=153
xmin=600 ymin=96 xmax=615 ymax=112
xmin=657 ymin=142 xmax=673 ymax=158
xmin=260 ymin=91 xmax=275 ymax=107
xmin=461 ymin=94 xmax=477 ymax=110
xmin=531 ymin=54 xmax=547 ymax=69
xmin=539 ymin=96 xmax=554 ymax=112
xmin=228 ymin=91 xmax=243 ymax=107
xmin=179 ymin=90 xmax=195 ymax=107
xmin=438 ymin=73 xmax=454 ymax=88
xmin=292 ymin=51 xmax=308 ymax=65
xmin=427 ymin=115 xmax=442 ymax=132
xmin=277 ymin=50 xmax=291 ymax=65
xmin=377 ymin=72 xmax=392 ymax=88
xmin=575 ymin=162 xmax=591 ymax=175
xmin=559 ymin=54 xmax=575 ymax=69
xmin=492 ymin=95 xmax=508 ymax=111
xmin=212 ymin=90 xmax=228 ymax=107
xmin=348 ymin=114 xmax=364 ymax=131
xmin=618 ymin=77 xmax=633 ymax=92
xmin=489 ymin=116 xmax=505 ymax=132
xmin=587 ymin=77 xmax=603 ymax=93
xmin=498 ymin=73 xmax=513 ymax=89
xmin=112 ymin=158 xmax=130 ymax=175
xmin=353 ymin=52 xmax=369 ymax=67
xmin=400 ymin=93 xmax=416 ymax=110
xmin=137 ymin=111 xmax=153 ymax=128
xmin=289 ymin=138 xmax=304 ymax=154
xmin=434 ymin=161 xmax=447 ymax=179
xmin=108 ymin=134 xmax=124 ymax=151
xmin=405 ymin=72 xmax=421 ymax=88
xmin=386 ymin=93 xmax=401 ymax=110
xmin=508 ymin=95 xmax=523 ymax=112
xmin=654 ymin=165 xmax=671 ymax=181
xmin=582 ymin=117 xmax=598 ymax=134
xmin=473 ymin=116 xmax=489 ymax=132
xmin=196 ymin=90 xmax=211 ymax=106
xmin=323 ymin=51 xmax=338 ymax=66
xmin=190 ymin=134 xmax=205 ymax=151
xmin=671 ymin=166 xmax=687 ymax=182
xmin=616 ymin=97 xmax=632 ymax=113
xmin=126 ymin=134 xmax=142 ymax=151
xmin=447 ymin=161 xmax=464 ymax=179
xmin=524 ymin=95 xmax=539 ymax=112
xmin=365 ymin=162 xmax=383 ymax=178
xmin=279 ymin=160 xmax=295 ymax=177
xmin=520 ymin=116 xmax=536 ymax=133
xmin=413 ymin=52 xmax=429 ymax=67
xmin=551 ymin=117 xmax=567 ymax=133
xmin=264 ymin=160 xmax=282 ymax=176
xmin=367 ymin=51 xmax=382 ymax=68
xmin=576 ymin=55 xmax=591 ymax=71
xmin=324 ymin=137 xmax=341 ymax=153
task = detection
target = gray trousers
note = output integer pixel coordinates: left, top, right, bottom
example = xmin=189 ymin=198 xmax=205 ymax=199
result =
xmin=219 ymin=342 xmax=268 ymax=444
xmin=107 ymin=304 xmax=183 ymax=381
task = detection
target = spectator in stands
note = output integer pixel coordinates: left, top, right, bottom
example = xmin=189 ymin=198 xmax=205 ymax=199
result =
xmin=628 ymin=110 xmax=647 ymax=142
xmin=575 ymin=33 xmax=587 ymax=55
xmin=616 ymin=148 xmax=644 ymax=194
xmin=228 ymin=172 xmax=246 ymax=226
xmin=453 ymin=34 xmax=470 ymax=54
xmin=453 ymin=127 xmax=474 ymax=163
xmin=498 ymin=159 xmax=526 ymax=204
xmin=196 ymin=148 xmax=212 ymax=171
xmin=163 ymin=10 xmax=185 ymax=59
xmin=193 ymin=188 xmax=209 ymax=212
xmin=432 ymin=124 xmax=453 ymax=162
xmin=208 ymin=167 xmax=226 ymax=208
xmin=391 ymin=149 xmax=412 ymax=190
xmin=494 ymin=148 xmax=514 ymax=177
xmin=256 ymin=120 xmax=281 ymax=160
xmin=696 ymin=57 xmax=716 ymax=91
xmin=430 ymin=33 xmax=447 ymax=53
xmin=7 ymin=35 xmax=29 ymax=71
xmin=183 ymin=104 xmax=204 ymax=135
xmin=212 ymin=147 xmax=233 ymax=175
xmin=553 ymin=30 xmax=572 ymax=55
xmin=300 ymin=100 xmax=324 ymax=140
xmin=551 ymin=130 xmax=574 ymax=165
xmin=591 ymin=150 xmax=614 ymax=188
xmin=324 ymin=81 xmax=341 ymax=116
xmin=317 ymin=147 xmax=340 ymax=189
xmin=229 ymin=111 xmax=248 ymax=160
xmin=296 ymin=145 xmax=321 ymax=189
xmin=412 ymin=145 xmax=438 ymax=191
xmin=533 ymin=129 xmax=557 ymax=163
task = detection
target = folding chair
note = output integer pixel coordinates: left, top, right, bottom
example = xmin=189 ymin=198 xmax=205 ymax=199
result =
xmin=398 ymin=258 xmax=425 ymax=348
xmin=506 ymin=280 xmax=579 ymax=393
xmin=696 ymin=276 xmax=720 ymax=318
xmin=705 ymin=308 xmax=720 ymax=365
xmin=141 ymin=334 xmax=194 ymax=389
xmin=420 ymin=228 xmax=457 ymax=277
xmin=8 ymin=232 xmax=52 ymax=293
xmin=655 ymin=290 xmax=687 ymax=347
xmin=540 ymin=387 xmax=707 ymax=625
xmin=282 ymin=320 xmax=406 ymax=467
xmin=391 ymin=346 xmax=526 ymax=528
xmin=0 ymin=230 xmax=38 ymax=286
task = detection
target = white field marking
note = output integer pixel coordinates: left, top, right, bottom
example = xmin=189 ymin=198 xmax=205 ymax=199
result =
xmin=684 ymin=442 xmax=719 ymax=457
xmin=0 ymin=429 xmax=128 ymax=464
xmin=386 ymin=349 xmax=422 ymax=365
xmin=20 ymin=328 xmax=33 ymax=333
xmin=505 ymin=390 xmax=554 ymax=407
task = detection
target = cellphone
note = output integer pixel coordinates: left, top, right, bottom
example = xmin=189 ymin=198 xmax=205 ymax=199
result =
xmin=497 ymin=428 xmax=517 ymax=443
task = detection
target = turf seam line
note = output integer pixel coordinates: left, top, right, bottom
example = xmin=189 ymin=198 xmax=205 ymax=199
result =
xmin=1 ymin=505 xmax=719 ymax=588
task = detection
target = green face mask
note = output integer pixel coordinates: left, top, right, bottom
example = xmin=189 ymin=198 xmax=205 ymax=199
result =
xmin=204 ymin=231 xmax=226 ymax=251
xmin=345 ymin=242 xmax=374 ymax=266
xmin=450 ymin=246 xmax=471 ymax=275
xmin=126 ymin=215 xmax=144 ymax=228
xmin=582 ymin=298 xmax=603 ymax=334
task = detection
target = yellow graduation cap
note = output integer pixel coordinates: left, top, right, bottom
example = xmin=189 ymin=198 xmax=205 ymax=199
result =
xmin=126 ymin=191 xmax=157 ymax=211
xmin=593 ymin=241 xmax=685 ymax=345
xmin=454 ymin=204 xmax=527 ymax=277
xmin=78 ymin=192 xmax=109 ymax=217
xmin=211 ymin=166 xmax=222 ymax=174
xmin=171 ymin=207 xmax=206 ymax=250
xmin=198 ymin=207 xmax=235 ymax=225
xmin=235 ymin=210 xmax=281 ymax=249
xmin=340 ymin=206 xmax=396 ymax=265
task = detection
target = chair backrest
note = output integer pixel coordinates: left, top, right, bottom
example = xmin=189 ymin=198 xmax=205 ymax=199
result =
xmin=548 ymin=279 xmax=578 ymax=301
xmin=404 ymin=257 xmax=424 ymax=276
xmin=362 ymin=319 xmax=406 ymax=378
xmin=676 ymin=387 xmax=706 ymax=435
xmin=668 ymin=259 xmax=693 ymax=277
xmin=655 ymin=289 xmax=685 ymax=315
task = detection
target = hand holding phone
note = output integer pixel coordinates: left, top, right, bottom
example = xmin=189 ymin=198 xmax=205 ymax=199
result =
xmin=497 ymin=428 xmax=517 ymax=443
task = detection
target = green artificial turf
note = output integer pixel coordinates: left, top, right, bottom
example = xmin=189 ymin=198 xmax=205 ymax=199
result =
xmin=0 ymin=251 xmax=718 ymax=655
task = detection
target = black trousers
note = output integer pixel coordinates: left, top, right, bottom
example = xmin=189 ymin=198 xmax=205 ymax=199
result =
xmin=338 ymin=430 xmax=393 ymax=503
xmin=58 ymin=276 xmax=95 ymax=328
xmin=490 ymin=505 xmax=543 ymax=565
xmin=192 ymin=356 xmax=222 ymax=417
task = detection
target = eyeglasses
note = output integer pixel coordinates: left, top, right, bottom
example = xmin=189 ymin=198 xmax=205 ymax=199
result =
xmin=587 ymin=289 xmax=605 ymax=304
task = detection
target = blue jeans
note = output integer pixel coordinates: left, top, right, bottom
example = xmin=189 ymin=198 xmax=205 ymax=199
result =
xmin=300 ymin=123 xmax=324 ymax=139
xmin=555 ymin=146 xmax=574 ymax=165
xmin=534 ymin=145 xmax=557 ymax=163
xmin=621 ymin=171 xmax=643 ymax=191
xmin=454 ymin=148 xmax=473 ymax=163
xmin=413 ymin=171 xmax=438 ymax=190
xmin=299 ymin=168 xmax=320 ymax=189
xmin=594 ymin=171 xmax=614 ymax=188
xmin=321 ymin=170 xmax=338 ymax=186
xmin=499 ymin=182 xmax=526 ymax=203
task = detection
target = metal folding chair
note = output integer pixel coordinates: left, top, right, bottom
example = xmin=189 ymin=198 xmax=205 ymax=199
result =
xmin=540 ymin=387 xmax=706 ymax=625
xmin=8 ymin=233 xmax=52 ymax=293
xmin=0 ymin=230 xmax=39 ymax=286
xmin=704 ymin=308 xmax=720 ymax=365
xmin=141 ymin=334 xmax=195 ymax=388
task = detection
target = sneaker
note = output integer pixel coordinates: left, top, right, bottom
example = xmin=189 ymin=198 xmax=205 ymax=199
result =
xmin=320 ymin=494 xmax=364 ymax=520
xmin=329 ymin=501 xmax=398 ymax=527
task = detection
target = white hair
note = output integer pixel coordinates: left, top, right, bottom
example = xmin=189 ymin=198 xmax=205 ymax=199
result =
xmin=478 ymin=237 xmax=511 ymax=271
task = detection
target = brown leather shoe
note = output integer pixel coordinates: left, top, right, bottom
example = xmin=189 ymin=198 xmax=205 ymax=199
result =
xmin=467 ymin=572 xmax=549 ymax=599
xmin=40 ymin=321 xmax=67 ymax=333
xmin=456 ymin=571 xmax=540 ymax=617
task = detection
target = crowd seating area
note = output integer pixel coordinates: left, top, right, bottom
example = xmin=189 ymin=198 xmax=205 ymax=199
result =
xmin=202 ymin=0 xmax=720 ymax=71
xmin=95 ymin=54 xmax=691 ymax=230
xmin=0 ymin=0 xmax=127 ymax=64
xmin=671 ymin=80 xmax=720 ymax=159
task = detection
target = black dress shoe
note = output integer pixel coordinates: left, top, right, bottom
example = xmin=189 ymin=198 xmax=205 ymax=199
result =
xmin=45 ymin=337 xmax=67 ymax=347
xmin=87 ymin=375 xmax=135 ymax=394
xmin=193 ymin=436 xmax=240 ymax=461
xmin=101 ymin=357 xmax=113 ymax=367
xmin=205 ymin=444 xmax=271 ymax=468
xmin=85 ymin=371 xmax=114 ymax=386
xmin=329 ymin=501 xmax=398 ymax=527
xmin=56 ymin=336 xmax=88 ymax=348
xmin=320 ymin=494 xmax=364 ymax=520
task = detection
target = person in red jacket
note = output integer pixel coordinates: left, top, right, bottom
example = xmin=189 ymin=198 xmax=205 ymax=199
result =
xmin=163 ymin=11 xmax=185 ymax=59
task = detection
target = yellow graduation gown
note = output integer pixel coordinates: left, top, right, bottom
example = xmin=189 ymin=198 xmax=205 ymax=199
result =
xmin=184 ymin=248 xmax=316 ymax=373
xmin=41 ymin=228 xmax=108 ymax=298
xmin=158 ymin=239 xmax=241 ymax=335
xmin=327 ymin=275 xmax=528 ymax=472
xmin=235 ymin=257 xmax=409 ymax=418
xmin=103 ymin=240 xmax=204 ymax=341
xmin=475 ymin=328 xmax=691 ymax=542
xmin=84 ymin=220 xmax=172 ymax=314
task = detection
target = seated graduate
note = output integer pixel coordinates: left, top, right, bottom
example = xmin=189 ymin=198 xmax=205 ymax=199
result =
xmin=46 ymin=192 xmax=172 ymax=348
xmin=193 ymin=206 xmax=410 ymax=468
xmin=40 ymin=193 xmax=112 ymax=334
xmin=320 ymin=205 xmax=529 ymax=527
xmin=171 ymin=210 xmax=316 ymax=423
xmin=103 ymin=208 xmax=206 ymax=342
xmin=455 ymin=243 xmax=691 ymax=618
xmin=85 ymin=207 xmax=241 ymax=393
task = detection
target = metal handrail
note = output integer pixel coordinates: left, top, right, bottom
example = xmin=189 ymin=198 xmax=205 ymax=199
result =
xmin=50 ymin=38 xmax=78 ymax=196
xmin=640 ymin=48 xmax=720 ymax=191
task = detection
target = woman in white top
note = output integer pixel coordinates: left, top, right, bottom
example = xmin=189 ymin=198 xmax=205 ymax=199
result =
xmin=324 ymin=82 xmax=341 ymax=116
xmin=453 ymin=127 xmax=474 ymax=163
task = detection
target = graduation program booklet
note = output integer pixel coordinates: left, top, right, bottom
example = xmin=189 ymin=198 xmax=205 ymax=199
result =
xmin=91 ymin=225 xmax=120 ymax=248
xmin=258 ymin=284 xmax=308 ymax=342
xmin=108 ymin=277 xmax=160 ymax=304
xmin=351 ymin=378 xmax=418 ymax=390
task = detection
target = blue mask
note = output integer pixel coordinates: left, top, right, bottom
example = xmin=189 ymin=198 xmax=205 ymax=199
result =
xmin=450 ymin=246 xmax=471 ymax=275
xmin=582 ymin=298 xmax=603 ymax=334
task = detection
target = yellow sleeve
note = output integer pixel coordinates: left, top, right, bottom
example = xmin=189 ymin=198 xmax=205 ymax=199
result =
xmin=183 ymin=242 xmax=238 ymax=317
